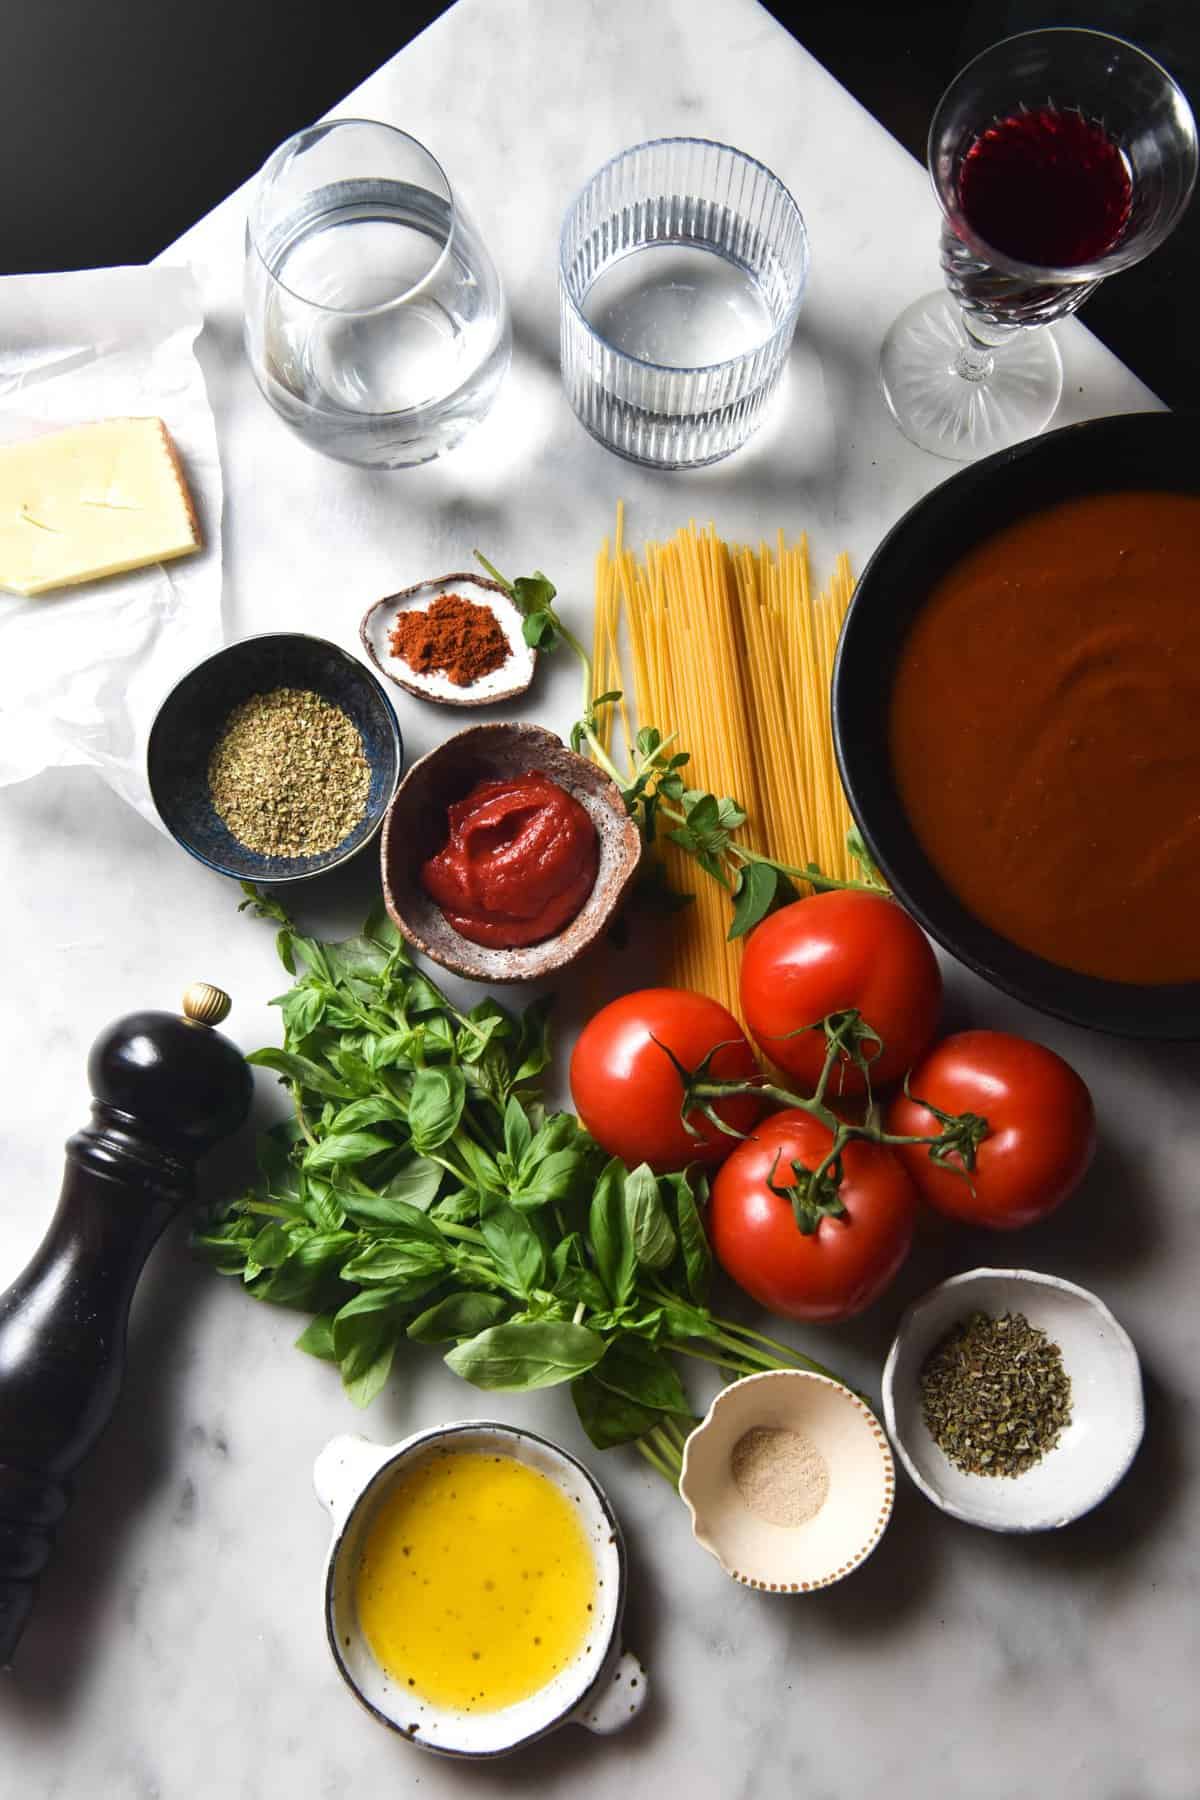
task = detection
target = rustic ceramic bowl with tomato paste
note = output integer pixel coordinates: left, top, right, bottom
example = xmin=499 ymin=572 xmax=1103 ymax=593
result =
xmin=380 ymin=722 xmax=641 ymax=982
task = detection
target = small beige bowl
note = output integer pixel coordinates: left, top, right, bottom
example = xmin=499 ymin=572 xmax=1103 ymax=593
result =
xmin=679 ymin=1371 xmax=894 ymax=1592
xmin=380 ymin=722 xmax=641 ymax=983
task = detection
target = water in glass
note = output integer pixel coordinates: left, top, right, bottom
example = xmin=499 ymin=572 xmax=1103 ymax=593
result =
xmin=245 ymin=125 xmax=510 ymax=469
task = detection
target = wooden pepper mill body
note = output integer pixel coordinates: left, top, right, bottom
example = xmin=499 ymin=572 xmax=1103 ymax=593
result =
xmin=0 ymin=994 xmax=252 ymax=1666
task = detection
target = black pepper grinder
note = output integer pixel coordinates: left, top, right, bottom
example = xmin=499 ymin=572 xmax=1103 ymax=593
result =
xmin=0 ymin=983 xmax=252 ymax=1667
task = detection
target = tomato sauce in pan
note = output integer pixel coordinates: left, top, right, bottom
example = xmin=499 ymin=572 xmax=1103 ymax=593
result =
xmin=888 ymin=490 xmax=1200 ymax=985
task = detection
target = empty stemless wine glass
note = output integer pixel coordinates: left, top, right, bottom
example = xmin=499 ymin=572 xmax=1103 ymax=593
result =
xmin=879 ymin=30 xmax=1197 ymax=460
xmin=244 ymin=119 xmax=511 ymax=469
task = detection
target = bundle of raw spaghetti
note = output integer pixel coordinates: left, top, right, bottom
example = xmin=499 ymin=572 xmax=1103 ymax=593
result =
xmin=593 ymin=508 xmax=856 ymax=1019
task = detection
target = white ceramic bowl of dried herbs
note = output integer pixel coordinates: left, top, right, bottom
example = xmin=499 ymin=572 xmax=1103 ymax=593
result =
xmin=882 ymin=1268 xmax=1144 ymax=1532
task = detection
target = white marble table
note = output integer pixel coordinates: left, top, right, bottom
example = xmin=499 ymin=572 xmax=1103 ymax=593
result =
xmin=3 ymin=2 xmax=1196 ymax=1796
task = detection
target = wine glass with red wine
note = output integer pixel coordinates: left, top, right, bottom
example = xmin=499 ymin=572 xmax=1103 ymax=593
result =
xmin=880 ymin=29 xmax=1197 ymax=460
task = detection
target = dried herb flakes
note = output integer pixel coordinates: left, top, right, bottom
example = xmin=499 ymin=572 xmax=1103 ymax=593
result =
xmin=208 ymin=687 xmax=369 ymax=858
xmin=920 ymin=1310 xmax=1072 ymax=1478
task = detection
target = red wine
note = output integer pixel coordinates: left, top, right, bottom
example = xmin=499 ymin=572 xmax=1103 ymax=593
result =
xmin=959 ymin=105 xmax=1132 ymax=267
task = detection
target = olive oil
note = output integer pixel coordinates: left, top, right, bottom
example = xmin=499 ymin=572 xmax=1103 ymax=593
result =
xmin=355 ymin=1449 xmax=597 ymax=1711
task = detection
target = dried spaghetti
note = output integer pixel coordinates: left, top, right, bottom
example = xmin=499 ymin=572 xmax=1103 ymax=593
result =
xmin=593 ymin=509 xmax=856 ymax=1020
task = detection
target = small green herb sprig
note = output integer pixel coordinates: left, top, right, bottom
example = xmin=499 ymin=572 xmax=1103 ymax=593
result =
xmin=474 ymin=553 xmax=887 ymax=940
xmin=193 ymin=889 xmax=845 ymax=1486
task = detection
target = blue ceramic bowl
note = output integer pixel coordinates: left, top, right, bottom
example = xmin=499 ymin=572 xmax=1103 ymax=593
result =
xmin=148 ymin=633 xmax=403 ymax=882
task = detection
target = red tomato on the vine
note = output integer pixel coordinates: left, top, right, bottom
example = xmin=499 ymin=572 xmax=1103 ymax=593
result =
xmin=709 ymin=1109 xmax=916 ymax=1322
xmin=569 ymin=987 xmax=764 ymax=1174
xmin=886 ymin=1030 xmax=1095 ymax=1230
xmin=739 ymin=892 xmax=942 ymax=1094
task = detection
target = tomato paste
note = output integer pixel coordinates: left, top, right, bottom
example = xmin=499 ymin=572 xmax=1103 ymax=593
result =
xmin=422 ymin=772 xmax=598 ymax=948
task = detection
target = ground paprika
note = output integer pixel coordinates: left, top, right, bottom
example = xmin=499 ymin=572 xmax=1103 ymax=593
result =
xmin=388 ymin=593 xmax=511 ymax=686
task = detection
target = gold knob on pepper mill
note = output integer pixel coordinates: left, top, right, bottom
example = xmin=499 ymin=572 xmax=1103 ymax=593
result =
xmin=181 ymin=982 xmax=232 ymax=1028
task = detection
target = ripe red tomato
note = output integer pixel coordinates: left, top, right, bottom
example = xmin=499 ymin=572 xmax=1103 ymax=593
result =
xmin=739 ymin=892 xmax=942 ymax=1095
xmin=709 ymin=1109 xmax=916 ymax=1322
xmin=569 ymin=988 xmax=764 ymax=1173
xmin=885 ymin=1030 xmax=1095 ymax=1229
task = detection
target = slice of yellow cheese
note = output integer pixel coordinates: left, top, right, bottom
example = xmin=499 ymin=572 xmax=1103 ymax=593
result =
xmin=0 ymin=417 xmax=202 ymax=597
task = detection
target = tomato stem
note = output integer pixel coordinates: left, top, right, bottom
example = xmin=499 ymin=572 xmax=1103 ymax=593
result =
xmin=675 ymin=1005 xmax=992 ymax=1228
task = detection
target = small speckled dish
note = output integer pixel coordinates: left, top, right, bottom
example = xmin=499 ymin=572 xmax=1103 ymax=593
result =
xmin=313 ymin=1424 xmax=647 ymax=1758
xmin=882 ymin=1268 xmax=1144 ymax=1533
xmin=360 ymin=573 xmax=537 ymax=707
xmin=148 ymin=633 xmax=402 ymax=882
xmin=381 ymin=721 xmax=641 ymax=982
xmin=679 ymin=1370 xmax=894 ymax=1592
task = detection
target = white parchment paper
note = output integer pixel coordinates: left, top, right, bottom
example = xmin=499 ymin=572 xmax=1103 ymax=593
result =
xmin=0 ymin=264 xmax=223 ymax=824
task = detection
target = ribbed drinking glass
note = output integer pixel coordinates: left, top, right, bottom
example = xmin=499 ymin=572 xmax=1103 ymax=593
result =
xmin=559 ymin=138 xmax=809 ymax=469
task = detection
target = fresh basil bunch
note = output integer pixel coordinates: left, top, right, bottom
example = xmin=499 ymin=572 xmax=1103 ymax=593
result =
xmin=193 ymin=888 xmax=841 ymax=1483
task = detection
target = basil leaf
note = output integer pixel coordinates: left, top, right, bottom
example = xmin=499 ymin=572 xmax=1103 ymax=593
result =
xmin=504 ymin=1096 xmax=533 ymax=1168
xmin=304 ymin=1130 xmax=395 ymax=1172
xmin=321 ymin=936 xmax=392 ymax=984
xmin=665 ymin=1168 xmax=712 ymax=1304
xmin=408 ymin=1066 xmax=466 ymax=1153
xmin=590 ymin=1159 xmax=636 ymax=1306
xmin=519 ymin=1112 xmax=582 ymax=1175
xmin=467 ymin=995 xmax=514 ymax=1034
xmin=511 ymin=1148 xmax=587 ymax=1211
xmin=573 ymin=1372 xmax=661 ymax=1450
xmin=457 ymin=1134 xmax=504 ymax=1197
xmin=191 ymin=1225 xmax=255 ymax=1276
xmin=363 ymin=901 xmax=408 ymax=953
xmin=406 ymin=973 xmax=449 ymax=1017
xmin=445 ymin=1321 xmax=605 ymax=1392
xmin=432 ymin=1187 xmax=481 ymax=1224
xmin=360 ymin=1195 xmax=445 ymax=1245
xmin=381 ymin=1157 xmax=444 ymax=1210
xmin=339 ymin=1239 xmax=448 ymax=1287
xmin=327 ymin=1097 xmax=404 ymax=1134
xmin=279 ymin=984 xmax=327 ymax=1038
xmin=252 ymin=1231 xmax=356 ymax=1309
xmin=407 ymin=1293 xmax=511 ymax=1344
xmin=728 ymin=859 xmax=782 ymax=940
xmin=256 ymin=1120 xmax=301 ymax=1191
xmin=457 ymin=1013 xmax=511 ymax=1064
xmin=332 ymin=1287 xmax=408 ymax=1407
xmin=480 ymin=1202 xmax=546 ymax=1296
xmin=248 ymin=1047 xmax=355 ymax=1100
xmin=369 ymin=1030 xmax=419 ymax=1070
xmin=550 ymin=1233 xmax=609 ymax=1312
xmin=336 ymin=1157 xmax=443 ymax=1223
xmin=594 ymin=1336 xmax=689 ymax=1414
xmin=512 ymin=995 xmax=553 ymax=1085
xmin=295 ymin=1312 xmax=337 ymax=1361
xmin=420 ymin=1014 xmax=457 ymax=1055
xmin=248 ymin=1222 xmax=293 ymax=1269
xmin=623 ymin=1163 xmax=677 ymax=1271
xmin=657 ymin=1296 xmax=712 ymax=1343
xmin=301 ymin=1175 xmax=346 ymax=1231
xmin=328 ymin=1048 xmax=376 ymax=1095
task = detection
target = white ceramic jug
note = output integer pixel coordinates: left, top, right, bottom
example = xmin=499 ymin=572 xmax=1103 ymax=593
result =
xmin=314 ymin=1420 xmax=648 ymax=1757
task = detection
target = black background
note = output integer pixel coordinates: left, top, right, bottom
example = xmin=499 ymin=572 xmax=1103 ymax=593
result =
xmin=4 ymin=0 xmax=1198 ymax=405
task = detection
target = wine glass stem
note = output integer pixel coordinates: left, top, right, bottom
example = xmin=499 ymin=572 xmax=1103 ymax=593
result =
xmin=953 ymin=339 xmax=995 ymax=382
